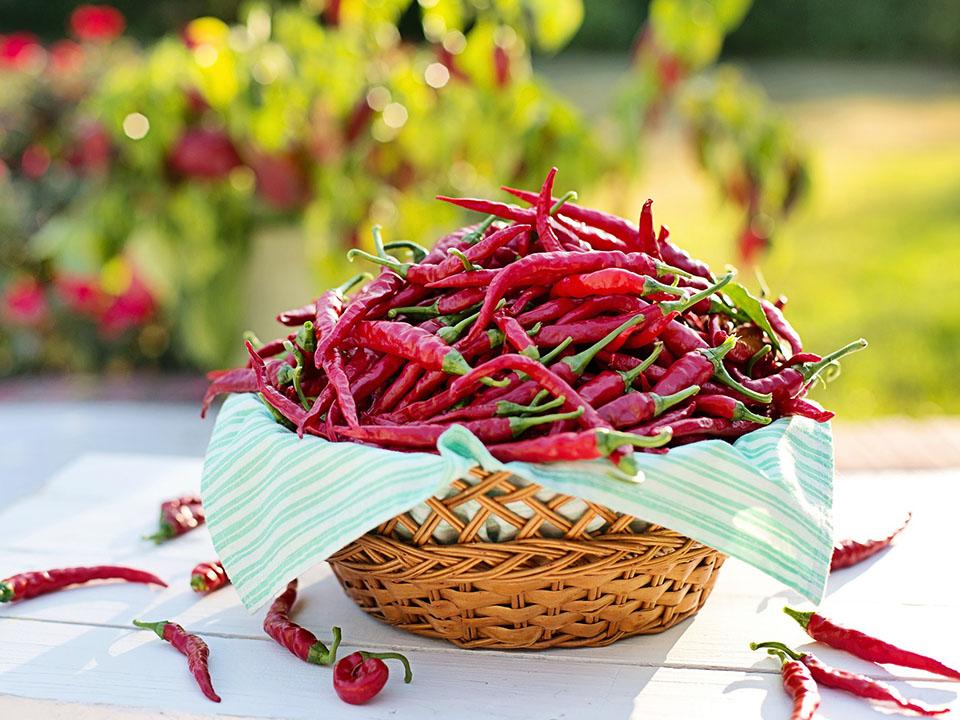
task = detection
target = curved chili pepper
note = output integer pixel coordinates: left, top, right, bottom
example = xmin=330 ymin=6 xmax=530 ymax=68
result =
xmin=831 ymin=513 xmax=912 ymax=570
xmin=739 ymin=339 xmax=868 ymax=401
xmin=422 ymin=267 xmax=501 ymax=289
xmin=555 ymin=215 xmax=629 ymax=251
xmin=310 ymin=273 xmax=371 ymax=346
xmin=694 ymin=395 xmax=771 ymax=425
xmin=247 ymin=341 xmax=309 ymax=429
xmin=145 ymin=495 xmax=205 ymax=543
xmin=494 ymin=312 xmax=538 ymax=359
xmin=516 ymin=297 xmax=580 ymax=326
xmin=652 ymin=416 xmax=761 ymax=439
xmin=487 ymin=427 xmax=672 ymax=467
xmin=133 ymin=619 xmax=221 ymax=702
xmin=579 ymin=344 xmax=663 ymax=406
xmin=333 ymin=650 xmax=413 ymax=705
xmin=321 ymin=349 xmax=359 ymax=428
xmin=597 ymin=386 xmax=700 ymax=429
xmin=190 ymin=561 xmax=229 ymax=594
xmin=765 ymin=648 xmax=821 ymax=720
xmin=353 ymin=320 xmax=471 ymax=375
xmin=762 ymin=298 xmax=803 ymax=355
xmin=201 ymin=367 xmax=257 ymax=418
xmin=779 ymin=396 xmax=835 ymax=423
xmin=653 ymin=336 xmax=772 ymax=404
xmin=264 ymin=580 xmax=342 ymax=665
xmin=387 ymin=286 xmax=486 ymax=319
xmin=751 ymin=642 xmax=948 ymax=716
xmin=339 ymin=408 xmax=583 ymax=448
xmin=626 ymin=402 xmax=696 ymax=436
xmin=784 ymin=606 xmax=960 ymax=679
xmin=534 ymin=167 xmax=564 ymax=253
xmin=637 ymin=199 xmax=661 ymax=258
xmin=0 ymin=566 xmax=166 ymax=602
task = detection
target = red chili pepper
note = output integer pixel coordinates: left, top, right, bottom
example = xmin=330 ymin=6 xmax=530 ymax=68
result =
xmin=555 ymin=215 xmax=629 ymax=251
xmin=779 ymin=396 xmax=835 ymax=423
xmin=201 ymin=367 xmax=256 ymax=418
xmin=333 ymin=650 xmax=413 ymax=705
xmin=388 ymin=287 xmax=486 ymax=319
xmin=655 ymin=224 xmax=714 ymax=281
xmin=764 ymin=648 xmax=821 ymax=720
xmin=190 ymin=561 xmax=229 ymax=595
xmin=247 ymin=341 xmax=309 ymax=428
xmin=353 ymin=320 xmax=471 ymax=375
xmin=653 ymin=336 xmax=773 ymax=404
xmin=313 ymin=267 xmax=404 ymax=365
xmin=369 ymin=362 xmax=423 ymax=415
xmin=535 ymin=167 xmax=564 ymax=252
xmin=339 ymin=408 xmax=583 ymax=449
xmin=752 ymin=642 xmax=948 ymax=717
xmin=738 ymin=339 xmax=867 ymax=401
xmin=321 ymin=349 xmax=360 ymax=428
xmin=653 ymin=416 xmax=761 ymax=439
xmin=311 ymin=273 xmax=370 ymax=345
xmin=784 ymin=606 xmax=960 ymax=679
xmin=831 ymin=513 xmax=912 ymax=570
xmin=1 ymin=566 xmax=167 ymax=602
xmin=487 ymin=427 xmax=672 ymax=468
xmin=145 ymin=495 xmax=205 ymax=543
xmin=637 ymin=198 xmax=661 ymax=258
xmin=263 ymin=580 xmax=341 ymax=665
xmin=516 ymin=297 xmax=579 ymax=326
xmin=133 ymin=620 xmax=221 ymax=702
xmin=422 ymin=267 xmax=501 ymax=289
xmin=626 ymin=402 xmax=696 ymax=436
xmin=762 ymin=298 xmax=803 ymax=355
xmin=494 ymin=312 xmax=539 ymax=359
xmin=578 ymin=344 xmax=664 ymax=406
xmin=694 ymin=395 xmax=771 ymax=425
xmin=597 ymin=386 xmax=700 ymax=429
xmin=552 ymin=268 xmax=686 ymax=300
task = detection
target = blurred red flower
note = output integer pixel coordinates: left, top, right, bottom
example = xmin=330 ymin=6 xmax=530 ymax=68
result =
xmin=168 ymin=128 xmax=242 ymax=180
xmin=0 ymin=33 xmax=44 ymax=70
xmin=2 ymin=277 xmax=48 ymax=326
xmin=21 ymin=145 xmax=51 ymax=179
xmin=250 ymin=152 xmax=309 ymax=210
xmin=54 ymin=273 xmax=105 ymax=316
xmin=99 ymin=274 xmax=155 ymax=336
xmin=67 ymin=122 xmax=112 ymax=174
xmin=49 ymin=40 xmax=85 ymax=74
xmin=70 ymin=5 xmax=126 ymax=43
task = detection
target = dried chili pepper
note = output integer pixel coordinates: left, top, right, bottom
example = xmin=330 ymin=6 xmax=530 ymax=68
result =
xmin=762 ymin=298 xmax=803 ymax=355
xmin=651 ymin=416 xmax=761 ymax=440
xmin=578 ymin=344 xmax=664 ymax=407
xmin=784 ymin=606 xmax=960 ymax=679
xmin=780 ymin=396 xmax=835 ymax=423
xmin=653 ymin=336 xmax=772 ymax=404
xmin=500 ymin=186 xmax=639 ymax=247
xmin=263 ymin=580 xmax=341 ymax=665
xmin=751 ymin=642 xmax=948 ymax=716
xmin=487 ymin=427 xmax=672 ymax=466
xmin=311 ymin=273 xmax=370 ymax=346
xmin=495 ymin=312 xmax=540 ymax=359
xmin=133 ymin=620 xmax=221 ymax=703
xmin=535 ymin=167 xmax=564 ymax=252
xmin=831 ymin=513 xmax=912 ymax=570
xmin=333 ymin=650 xmax=413 ymax=705
xmin=201 ymin=367 xmax=256 ymax=418
xmin=190 ymin=561 xmax=229 ymax=595
xmin=1 ymin=566 xmax=166 ymax=602
xmin=353 ymin=320 xmax=472 ymax=375
xmin=322 ymin=349 xmax=359 ymax=428
xmin=422 ymin=267 xmax=501 ymax=289
xmin=764 ymin=647 xmax=821 ymax=720
xmin=597 ymin=386 xmax=700 ymax=429
xmin=552 ymin=268 xmax=686 ymax=300
xmin=738 ymin=339 xmax=868 ymax=402
xmin=637 ymin=198 xmax=661 ymax=258
xmin=388 ymin=286 xmax=486 ymax=319
xmin=145 ymin=495 xmax=205 ymax=543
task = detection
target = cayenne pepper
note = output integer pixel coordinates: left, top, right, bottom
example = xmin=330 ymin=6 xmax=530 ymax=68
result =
xmin=831 ymin=513 xmax=912 ymax=570
xmin=752 ymin=642 xmax=949 ymax=717
xmin=263 ymin=580 xmax=341 ymax=665
xmin=145 ymin=495 xmax=205 ymax=543
xmin=1 ymin=566 xmax=166 ymax=602
xmin=765 ymin=648 xmax=822 ymax=720
xmin=133 ymin=619 xmax=221 ymax=703
xmin=784 ymin=606 xmax=960 ymax=679
xmin=191 ymin=561 xmax=230 ymax=594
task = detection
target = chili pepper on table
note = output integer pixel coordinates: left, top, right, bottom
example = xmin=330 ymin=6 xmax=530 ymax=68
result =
xmin=738 ymin=339 xmax=868 ymax=402
xmin=831 ymin=513 xmax=912 ymax=571
xmin=133 ymin=620 xmax=221 ymax=702
xmin=145 ymin=495 xmax=205 ymax=543
xmin=1 ymin=566 xmax=166 ymax=602
xmin=263 ymin=580 xmax=342 ymax=665
xmin=694 ymin=395 xmax=771 ymax=425
xmin=339 ymin=408 xmax=583 ymax=449
xmin=751 ymin=642 xmax=948 ymax=716
xmin=784 ymin=606 xmax=960 ymax=679
xmin=333 ymin=650 xmax=413 ymax=705
xmin=763 ymin=647 xmax=822 ymax=720
xmin=596 ymin=386 xmax=700 ymax=429
xmin=191 ymin=561 xmax=229 ymax=594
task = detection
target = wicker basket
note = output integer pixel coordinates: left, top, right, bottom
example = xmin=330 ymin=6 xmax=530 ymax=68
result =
xmin=328 ymin=468 xmax=725 ymax=650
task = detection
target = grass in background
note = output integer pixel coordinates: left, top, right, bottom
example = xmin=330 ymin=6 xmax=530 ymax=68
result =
xmin=541 ymin=59 xmax=960 ymax=418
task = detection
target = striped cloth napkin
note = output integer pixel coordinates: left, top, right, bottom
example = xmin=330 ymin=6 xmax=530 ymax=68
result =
xmin=201 ymin=393 xmax=834 ymax=610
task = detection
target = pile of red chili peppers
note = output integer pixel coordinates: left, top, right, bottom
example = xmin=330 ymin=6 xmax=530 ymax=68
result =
xmin=205 ymin=168 xmax=865 ymax=469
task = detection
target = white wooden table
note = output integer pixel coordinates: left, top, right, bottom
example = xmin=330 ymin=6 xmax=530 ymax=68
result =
xmin=1 ymin=411 xmax=958 ymax=718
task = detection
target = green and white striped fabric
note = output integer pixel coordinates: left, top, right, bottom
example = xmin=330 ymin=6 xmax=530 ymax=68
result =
xmin=201 ymin=393 xmax=834 ymax=610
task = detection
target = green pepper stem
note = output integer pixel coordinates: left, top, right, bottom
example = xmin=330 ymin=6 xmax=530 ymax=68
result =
xmin=703 ymin=337 xmax=773 ymax=404
xmin=437 ymin=309 xmax=481 ymax=342
xmin=448 ymin=248 xmax=478 ymax=271
xmin=307 ymin=626 xmax=342 ymax=665
xmin=520 ymin=346 xmax=541 ymax=360
xmin=766 ymin=649 xmax=790 ymax=667
xmin=190 ymin=575 xmax=208 ymax=592
xmin=132 ymin=619 xmax=169 ymax=639
xmin=371 ymin=225 xmax=390 ymax=260
xmin=382 ymin=241 xmax=428 ymax=262
xmin=143 ymin=522 xmax=174 ymax=544
xmin=441 ymin=349 xmax=472 ymax=376
xmin=642 ymin=276 xmax=687 ymax=297
xmin=509 ymin=407 xmax=584 ymax=436
xmin=651 ymin=385 xmax=700 ymax=416
xmin=463 ymin=215 xmax=497 ymax=244
xmin=620 ymin=342 xmax=664 ymax=387
xmin=653 ymin=260 xmax=694 ymax=278
xmin=539 ymin=336 xmax=574 ymax=365
xmin=750 ymin=641 xmax=804 ymax=661
xmin=597 ymin=427 xmax=673 ymax=453
xmin=783 ymin=606 xmax=813 ymax=629
xmin=284 ymin=340 xmax=311 ymax=410
xmin=0 ymin=582 xmax=15 ymax=602
xmin=242 ymin=331 xmax=263 ymax=350
xmin=496 ymin=394 xmax=565 ymax=416
xmin=388 ymin=302 xmax=440 ymax=319
xmin=663 ymin=272 xmax=735 ymax=315
xmin=563 ymin=313 xmax=647 ymax=377
xmin=799 ymin=339 xmax=868 ymax=383
xmin=550 ymin=190 xmax=577 ymax=214
xmin=746 ymin=345 xmax=771 ymax=376
xmin=359 ymin=651 xmax=413 ymax=683
xmin=732 ymin=401 xmax=772 ymax=424
xmin=296 ymin=321 xmax=315 ymax=354
xmin=346 ymin=248 xmax=409 ymax=277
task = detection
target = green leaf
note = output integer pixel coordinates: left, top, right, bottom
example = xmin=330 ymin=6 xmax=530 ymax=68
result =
xmin=722 ymin=281 xmax=787 ymax=355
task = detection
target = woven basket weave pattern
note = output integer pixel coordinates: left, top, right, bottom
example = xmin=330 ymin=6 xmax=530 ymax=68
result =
xmin=329 ymin=469 xmax=725 ymax=649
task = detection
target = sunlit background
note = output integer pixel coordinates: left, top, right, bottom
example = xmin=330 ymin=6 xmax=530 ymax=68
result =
xmin=1 ymin=0 xmax=957 ymax=418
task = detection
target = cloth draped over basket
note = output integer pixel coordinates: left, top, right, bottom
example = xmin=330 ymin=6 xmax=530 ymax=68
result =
xmin=201 ymin=393 xmax=834 ymax=611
